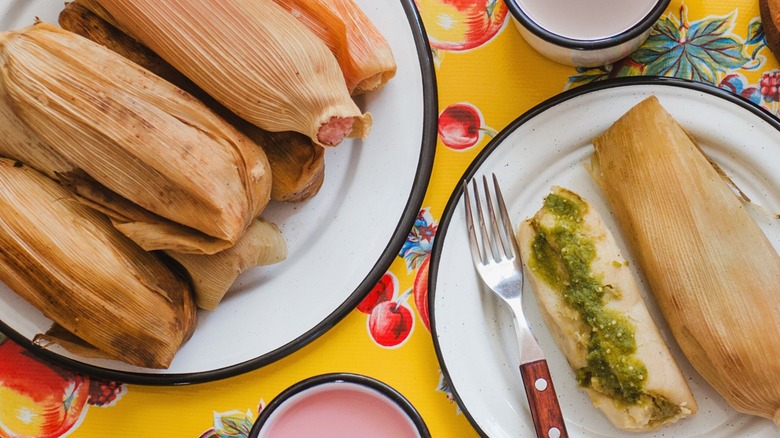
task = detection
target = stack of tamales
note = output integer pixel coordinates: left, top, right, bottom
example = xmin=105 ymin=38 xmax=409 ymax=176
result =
xmin=0 ymin=0 xmax=396 ymax=368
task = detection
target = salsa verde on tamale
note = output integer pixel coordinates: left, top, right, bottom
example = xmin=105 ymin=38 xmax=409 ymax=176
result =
xmin=518 ymin=187 xmax=696 ymax=431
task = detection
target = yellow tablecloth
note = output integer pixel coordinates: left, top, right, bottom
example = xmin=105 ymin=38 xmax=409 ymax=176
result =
xmin=0 ymin=0 xmax=777 ymax=436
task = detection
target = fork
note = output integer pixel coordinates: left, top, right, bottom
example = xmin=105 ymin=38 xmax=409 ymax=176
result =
xmin=464 ymin=174 xmax=568 ymax=438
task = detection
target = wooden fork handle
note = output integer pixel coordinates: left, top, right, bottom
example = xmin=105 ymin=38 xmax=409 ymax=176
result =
xmin=519 ymin=359 xmax=569 ymax=438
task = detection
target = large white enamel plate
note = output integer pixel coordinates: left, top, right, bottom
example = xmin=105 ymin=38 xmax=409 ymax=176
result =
xmin=0 ymin=0 xmax=436 ymax=383
xmin=430 ymin=78 xmax=779 ymax=437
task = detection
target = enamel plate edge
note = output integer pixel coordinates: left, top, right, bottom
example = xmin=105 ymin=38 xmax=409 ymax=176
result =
xmin=0 ymin=0 xmax=436 ymax=383
xmin=430 ymin=79 xmax=779 ymax=438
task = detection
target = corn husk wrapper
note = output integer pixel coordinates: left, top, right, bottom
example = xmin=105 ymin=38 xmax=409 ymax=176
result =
xmin=0 ymin=159 xmax=196 ymax=369
xmin=261 ymin=131 xmax=324 ymax=202
xmin=0 ymin=23 xmax=271 ymax=254
xmin=589 ymin=96 xmax=780 ymax=424
xmin=166 ymin=218 xmax=287 ymax=310
xmin=60 ymin=1 xmax=324 ymax=202
xmin=93 ymin=0 xmax=371 ymax=147
xmin=272 ymin=0 xmax=396 ymax=95
xmin=34 ymin=324 xmax=114 ymax=360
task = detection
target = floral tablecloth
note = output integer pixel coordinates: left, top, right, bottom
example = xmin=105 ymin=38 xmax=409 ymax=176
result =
xmin=0 ymin=0 xmax=777 ymax=437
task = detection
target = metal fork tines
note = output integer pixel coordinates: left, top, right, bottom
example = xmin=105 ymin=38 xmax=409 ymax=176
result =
xmin=463 ymin=174 xmax=543 ymax=363
xmin=463 ymin=173 xmax=568 ymax=438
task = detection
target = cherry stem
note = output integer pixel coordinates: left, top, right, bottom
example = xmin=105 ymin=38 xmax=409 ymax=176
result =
xmin=394 ymin=288 xmax=414 ymax=309
xmin=480 ymin=127 xmax=497 ymax=137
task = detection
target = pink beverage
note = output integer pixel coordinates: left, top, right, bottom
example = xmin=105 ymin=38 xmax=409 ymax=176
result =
xmin=515 ymin=0 xmax=660 ymax=40
xmin=258 ymin=382 xmax=421 ymax=438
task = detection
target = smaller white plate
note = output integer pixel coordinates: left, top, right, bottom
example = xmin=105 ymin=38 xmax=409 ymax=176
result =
xmin=430 ymin=78 xmax=779 ymax=437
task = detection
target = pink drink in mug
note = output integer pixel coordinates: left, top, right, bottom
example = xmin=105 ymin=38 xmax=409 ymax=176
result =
xmin=252 ymin=375 xmax=427 ymax=438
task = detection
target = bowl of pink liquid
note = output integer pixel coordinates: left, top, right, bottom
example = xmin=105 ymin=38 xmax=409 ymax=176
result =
xmin=506 ymin=0 xmax=670 ymax=67
xmin=249 ymin=373 xmax=430 ymax=438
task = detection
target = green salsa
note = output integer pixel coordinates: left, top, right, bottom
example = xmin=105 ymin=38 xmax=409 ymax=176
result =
xmin=529 ymin=192 xmax=648 ymax=404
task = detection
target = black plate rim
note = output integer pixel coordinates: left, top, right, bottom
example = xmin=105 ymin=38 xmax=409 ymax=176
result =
xmin=504 ymin=0 xmax=671 ymax=50
xmin=0 ymin=0 xmax=438 ymax=386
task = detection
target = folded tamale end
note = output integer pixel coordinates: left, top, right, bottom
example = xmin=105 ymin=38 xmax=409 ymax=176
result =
xmin=591 ymin=96 xmax=780 ymax=422
xmin=167 ymin=218 xmax=287 ymax=310
xmin=259 ymin=131 xmax=325 ymax=202
xmin=34 ymin=324 xmax=114 ymax=361
xmin=0 ymin=159 xmax=196 ymax=369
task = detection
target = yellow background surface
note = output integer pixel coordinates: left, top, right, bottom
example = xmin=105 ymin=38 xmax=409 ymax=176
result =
xmin=1 ymin=0 xmax=777 ymax=437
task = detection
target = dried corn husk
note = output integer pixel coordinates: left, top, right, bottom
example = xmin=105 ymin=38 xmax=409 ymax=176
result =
xmin=321 ymin=0 xmax=397 ymax=94
xmin=34 ymin=324 xmax=115 ymax=360
xmin=0 ymin=23 xmax=271 ymax=254
xmin=58 ymin=1 xmax=186 ymax=85
xmin=0 ymin=159 xmax=196 ymax=369
xmin=272 ymin=0 xmax=396 ymax=94
xmin=589 ymin=96 xmax=780 ymax=424
xmin=59 ymin=1 xmax=324 ymax=202
xmin=262 ymin=131 xmax=324 ymax=202
xmin=0 ymin=87 xmax=70 ymax=179
xmin=92 ymin=0 xmax=371 ymax=147
xmin=166 ymin=218 xmax=287 ymax=310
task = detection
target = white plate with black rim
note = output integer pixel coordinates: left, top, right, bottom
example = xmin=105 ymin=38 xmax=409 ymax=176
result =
xmin=429 ymin=77 xmax=779 ymax=437
xmin=0 ymin=0 xmax=437 ymax=384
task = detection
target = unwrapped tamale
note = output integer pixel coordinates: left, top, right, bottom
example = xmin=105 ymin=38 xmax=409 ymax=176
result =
xmin=0 ymin=159 xmax=196 ymax=369
xmin=0 ymin=23 xmax=271 ymax=254
xmin=518 ymin=187 xmax=697 ymax=431
xmin=589 ymin=96 xmax=780 ymax=424
xmin=93 ymin=0 xmax=371 ymax=147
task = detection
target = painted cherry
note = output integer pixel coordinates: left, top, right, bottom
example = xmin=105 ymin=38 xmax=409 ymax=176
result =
xmin=413 ymin=256 xmax=431 ymax=332
xmin=357 ymin=273 xmax=395 ymax=314
xmin=438 ymin=102 xmax=493 ymax=150
xmin=368 ymin=298 xmax=414 ymax=348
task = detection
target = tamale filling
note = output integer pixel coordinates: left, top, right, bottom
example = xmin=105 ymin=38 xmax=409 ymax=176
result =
xmin=529 ymin=192 xmax=671 ymax=412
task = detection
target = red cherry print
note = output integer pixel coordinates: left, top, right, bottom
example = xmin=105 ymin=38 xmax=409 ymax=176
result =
xmin=438 ymin=102 xmax=494 ymax=150
xmin=88 ymin=379 xmax=125 ymax=407
xmin=368 ymin=299 xmax=414 ymax=347
xmin=760 ymin=71 xmax=780 ymax=102
xmin=357 ymin=272 xmax=396 ymax=314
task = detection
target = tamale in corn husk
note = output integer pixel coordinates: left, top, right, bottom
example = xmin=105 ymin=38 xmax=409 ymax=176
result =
xmin=321 ymin=0 xmax=397 ymax=94
xmin=261 ymin=131 xmax=324 ymax=202
xmin=166 ymin=218 xmax=287 ymax=310
xmin=0 ymin=85 xmax=70 ymax=180
xmin=92 ymin=0 xmax=371 ymax=147
xmin=0 ymin=159 xmax=196 ymax=369
xmin=589 ymin=96 xmax=780 ymax=424
xmin=518 ymin=187 xmax=697 ymax=431
xmin=59 ymin=1 xmax=325 ymax=202
xmin=272 ymin=0 xmax=396 ymax=95
xmin=0 ymin=23 xmax=271 ymax=254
